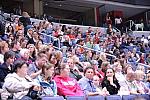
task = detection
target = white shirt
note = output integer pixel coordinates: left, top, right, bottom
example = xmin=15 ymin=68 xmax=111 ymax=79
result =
xmin=115 ymin=18 xmax=122 ymax=24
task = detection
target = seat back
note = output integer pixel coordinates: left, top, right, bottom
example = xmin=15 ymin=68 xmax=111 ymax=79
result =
xmin=88 ymin=96 xmax=105 ymax=100
xmin=66 ymin=96 xmax=85 ymax=100
xmin=42 ymin=96 xmax=64 ymax=100
xmin=106 ymin=95 xmax=122 ymax=100
xmin=122 ymin=95 xmax=137 ymax=100
xmin=140 ymin=94 xmax=150 ymax=100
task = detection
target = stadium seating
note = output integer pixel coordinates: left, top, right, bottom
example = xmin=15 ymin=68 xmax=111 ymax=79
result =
xmin=41 ymin=96 xmax=64 ymax=100
xmin=106 ymin=95 xmax=122 ymax=100
xmin=122 ymin=95 xmax=137 ymax=100
xmin=88 ymin=95 xmax=105 ymax=100
xmin=66 ymin=96 xmax=85 ymax=100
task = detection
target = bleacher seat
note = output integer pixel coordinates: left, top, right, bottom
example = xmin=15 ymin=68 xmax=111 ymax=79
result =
xmin=88 ymin=95 xmax=105 ymax=100
xmin=140 ymin=94 xmax=150 ymax=100
xmin=122 ymin=95 xmax=137 ymax=100
xmin=66 ymin=96 xmax=85 ymax=100
xmin=41 ymin=96 xmax=64 ymax=100
xmin=125 ymin=46 xmax=135 ymax=51
xmin=106 ymin=95 xmax=122 ymax=100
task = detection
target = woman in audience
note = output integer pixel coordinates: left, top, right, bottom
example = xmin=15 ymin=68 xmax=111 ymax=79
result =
xmin=126 ymin=72 xmax=139 ymax=94
xmin=67 ymin=58 xmax=82 ymax=81
xmin=98 ymin=52 xmax=107 ymax=68
xmin=35 ymin=40 xmax=43 ymax=52
xmin=35 ymin=62 xmax=57 ymax=96
xmin=27 ymin=44 xmax=37 ymax=61
xmin=54 ymin=63 xmax=83 ymax=96
xmin=84 ymin=50 xmax=93 ymax=62
xmin=0 ymin=41 xmax=9 ymax=64
xmin=28 ymin=31 xmax=39 ymax=45
xmin=18 ymin=48 xmax=32 ymax=64
xmin=133 ymin=70 xmax=149 ymax=94
xmin=2 ymin=60 xmax=38 ymax=100
xmin=0 ymin=51 xmax=15 ymax=88
xmin=6 ymin=25 xmax=15 ymax=35
xmin=114 ymin=62 xmax=128 ymax=95
xmin=72 ymin=55 xmax=84 ymax=72
xmin=123 ymin=64 xmax=134 ymax=75
xmin=101 ymin=68 xmax=120 ymax=95
xmin=98 ymin=61 xmax=110 ymax=82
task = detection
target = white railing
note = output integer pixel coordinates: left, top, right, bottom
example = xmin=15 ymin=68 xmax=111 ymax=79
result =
xmin=76 ymin=44 xmax=116 ymax=58
xmin=124 ymin=20 xmax=134 ymax=32
xmin=40 ymin=33 xmax=61 ymax=50
xmin=138 ymin=63 xmax=150 ymax=68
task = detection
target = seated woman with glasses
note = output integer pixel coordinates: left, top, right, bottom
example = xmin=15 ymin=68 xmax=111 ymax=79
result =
xmin=54 ymin=63 xmax=83 ymax=96
xmin=101 ymin=68 xmax=120 ymax=95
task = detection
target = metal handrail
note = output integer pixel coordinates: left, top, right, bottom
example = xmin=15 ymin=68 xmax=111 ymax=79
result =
xmin=39 ymin=33 xmax=61 ymax=50
xmin=76 ymin=44 xmax=116 ymax=58
xmin=124 ymin=20 xmax=134 ymax=32
xmin=138 ymin=63 xmax=150 ymax=68
xmin=41 ymin=32 xmax=150 ymax=69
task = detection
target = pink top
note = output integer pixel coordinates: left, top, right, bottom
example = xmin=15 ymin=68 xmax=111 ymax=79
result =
xmin=54 ymin=75 xmax=84 ymax=96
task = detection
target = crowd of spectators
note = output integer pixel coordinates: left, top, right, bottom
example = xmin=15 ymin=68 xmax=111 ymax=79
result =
xmin=0 ymin=11 xmax=150 ymax=100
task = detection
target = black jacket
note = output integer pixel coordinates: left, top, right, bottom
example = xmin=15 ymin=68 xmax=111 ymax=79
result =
xmin=0 ymin=63 xmax=13 ymax=88
xmin=101 ymin=78 xmax=120 ymax=95
xmin=19 ymin=17 xmax=31 ymax=27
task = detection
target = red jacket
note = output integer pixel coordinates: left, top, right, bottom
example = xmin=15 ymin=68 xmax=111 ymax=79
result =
xmin=54 ymin=75 xmax=83 ymax=96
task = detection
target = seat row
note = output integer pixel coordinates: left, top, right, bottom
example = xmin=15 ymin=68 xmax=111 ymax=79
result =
xmin=42 ymin=94 xmax=150 ymax=100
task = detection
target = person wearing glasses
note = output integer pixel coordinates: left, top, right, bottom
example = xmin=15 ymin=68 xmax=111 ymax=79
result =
xmin=101 ymin=68 xmax=120 ymax=95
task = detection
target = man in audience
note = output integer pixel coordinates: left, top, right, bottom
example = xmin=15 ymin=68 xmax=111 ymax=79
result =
xmin=28 ymin=52 xmax=48 ymax=79
xmin=10 ymin=40 xmax=21 ymax=59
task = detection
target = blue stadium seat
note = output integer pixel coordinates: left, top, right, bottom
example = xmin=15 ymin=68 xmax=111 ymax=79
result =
xmin=140 ymin=94 xmax=150 ymax=100
xmin=122 ymin=95 xmax=137 ymax=100
xmin=88 ymin=95 xmax=105 ymax=100
xmin=66 ymin=96 xmax=85 ymax=100
xmin=106 ymin=95 xmax=122 ymax=100
xmin=41 ymin=96 xmax=64 ymax=100
xmin=123 ymin=49 xmax=128 ymax=53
